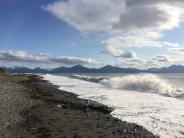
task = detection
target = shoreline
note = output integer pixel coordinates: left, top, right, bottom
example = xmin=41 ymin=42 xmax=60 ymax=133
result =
xmin=0 ymin=74 xmax=159 ymax=138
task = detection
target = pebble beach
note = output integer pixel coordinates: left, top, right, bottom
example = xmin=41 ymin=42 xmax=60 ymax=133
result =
xmin=0 ymin=74 xmax=158 ymax=138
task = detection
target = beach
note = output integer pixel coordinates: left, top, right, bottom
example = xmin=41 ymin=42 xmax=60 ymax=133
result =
xmin=0 ymin=74 xmax=158 ymax=138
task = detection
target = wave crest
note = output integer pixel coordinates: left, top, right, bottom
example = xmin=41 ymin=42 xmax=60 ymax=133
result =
xmin=101 ymin=74 xmax=184 ymax=98
xmin=72 ymin=74 xmax=107 ymax=83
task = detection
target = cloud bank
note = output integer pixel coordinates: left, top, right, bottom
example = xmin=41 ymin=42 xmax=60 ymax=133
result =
xmin=0 ymin=50 xmax=100 ymax=66
xmin=118 ymin=54 xmax=172 ymax=68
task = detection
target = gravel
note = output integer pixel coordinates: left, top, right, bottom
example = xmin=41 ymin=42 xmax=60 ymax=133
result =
xmin=0 ymin=76 xmax=35 ymax=138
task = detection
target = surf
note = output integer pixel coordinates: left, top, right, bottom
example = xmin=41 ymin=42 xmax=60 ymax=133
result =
xmin=43 ymin=74 xmax=184 ymax=138
xmin=72 ymin=73 xmax=184 ymax=98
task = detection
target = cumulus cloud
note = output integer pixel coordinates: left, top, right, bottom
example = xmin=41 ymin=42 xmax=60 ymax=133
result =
xmin=42 ymin=0 xmax=125 ymax=32
xmin=103 ymin=33 xmax=178 ymax=57
xmin=0 ymin=50 xmax=100 ymax=66
xmin=43 ymin=0 xmax=184 ymax=32
xmin=43 ymin=0 xmax=184 ymax=66
xmin=103 ymin=44 xmax=137 ymax=58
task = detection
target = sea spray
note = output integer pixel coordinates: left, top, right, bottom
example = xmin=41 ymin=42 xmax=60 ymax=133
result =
xmin=101 ymin=74 xmax=171 ymax=92
xmin=101 ymin=73 xmax=184 ymax=98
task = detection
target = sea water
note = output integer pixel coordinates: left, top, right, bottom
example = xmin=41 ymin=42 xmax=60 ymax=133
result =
xmin=43 ymin=73 xmax=184 ymax=138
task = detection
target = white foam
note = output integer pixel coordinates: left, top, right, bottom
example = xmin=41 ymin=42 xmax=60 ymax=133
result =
xmin=101 ymin=74 xmax=184 ymax=98
xmin=43 ymin=74 xmax=184 ymax=138
xmin=72 ymin=74 xmax=107 ymax=83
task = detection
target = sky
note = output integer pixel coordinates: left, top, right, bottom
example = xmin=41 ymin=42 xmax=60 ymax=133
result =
xmin=1 ymin=0 xmax=184 ymax=68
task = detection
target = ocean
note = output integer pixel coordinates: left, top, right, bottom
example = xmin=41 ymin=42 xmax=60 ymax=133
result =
xmin=42 ymin=73 xmax=184 ymax=138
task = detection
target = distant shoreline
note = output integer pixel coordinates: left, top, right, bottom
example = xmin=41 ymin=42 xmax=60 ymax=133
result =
xmin=0 ymin=74 xmax=158 ymax=137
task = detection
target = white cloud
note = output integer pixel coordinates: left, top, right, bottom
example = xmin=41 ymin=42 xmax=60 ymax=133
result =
xmin=103 ymin=32 xmax=178 ymax=57
xmin=162 ymin=42 xmax=179 ymax=47
xmin=119 ymin=58 xmax=145 ymax=66
xmin=120 ymin=58 xmax=160 ymax=67
xmin=43 ymin=0 xmax=184 ymax=32
xmin=168 ymin=47 xmax=184 ymax=55
xmin=118 ymin=54 xmax=173 ymax=67
xmin=104 ymin=32 xmax=162 ymax=49
xmin=152 ymin=55 xmax=171 ymax=62
xmin=103 ymin=44 xmax=137 ymax=58
xmin=0 ymin=50 xmax=100 ymax=66
xmin=43 ymin=0 xmax=184 ymax=66
xmin=42 ymin=0 xmax=125 ymax=32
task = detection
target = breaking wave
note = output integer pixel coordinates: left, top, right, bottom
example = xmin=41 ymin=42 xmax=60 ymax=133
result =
xmin=72 ymin=74 xmax=107 ymax=83
xmin=73 ymin=74 xmax=184 ymax=98
xmin=101 ymin=74 xmax=184 ymax=98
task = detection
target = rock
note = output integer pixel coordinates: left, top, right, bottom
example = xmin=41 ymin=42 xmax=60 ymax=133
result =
xmin=5 ymin=123 xmax=11 ymax=128
xmin=57 ymin=104 xmax=62 ymax=108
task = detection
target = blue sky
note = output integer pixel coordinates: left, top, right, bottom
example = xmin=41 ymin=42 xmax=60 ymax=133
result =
xmin=1 ymin=0 xmax=184 ymax=68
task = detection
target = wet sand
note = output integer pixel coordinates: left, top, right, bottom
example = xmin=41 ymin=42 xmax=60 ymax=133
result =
xmin=0 ymin=74 xmax=159 ymax=138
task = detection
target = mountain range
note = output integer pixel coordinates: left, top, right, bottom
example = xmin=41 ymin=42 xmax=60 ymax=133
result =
xmin=2 ymin=64 xmax=184 ymax=73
